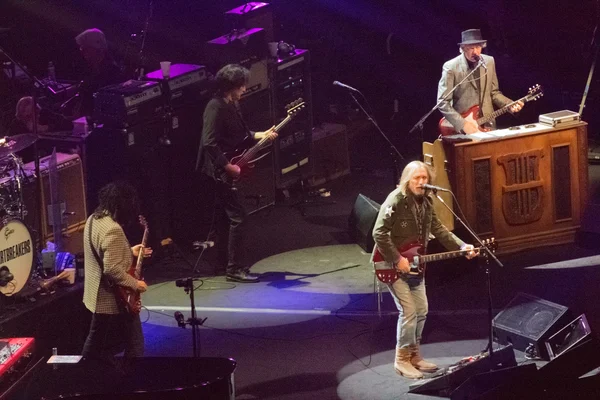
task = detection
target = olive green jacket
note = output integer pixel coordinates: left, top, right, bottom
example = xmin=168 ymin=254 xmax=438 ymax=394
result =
xmin=372 ymin=187 xmax=465 ymax=264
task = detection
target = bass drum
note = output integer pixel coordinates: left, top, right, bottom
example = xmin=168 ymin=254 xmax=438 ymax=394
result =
xmin=0 ymin=219 xmax=34 ymax=296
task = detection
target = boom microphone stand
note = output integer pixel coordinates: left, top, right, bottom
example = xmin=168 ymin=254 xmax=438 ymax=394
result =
xmin=409 ymin=58 xmax=486 ymax=143
xmin=175 ymin=277 xmax=207 ymax=357
xmin=335 ymin=81 xmax=405 ymax=185
xmin=428 ymin=187 xmax=503 ymax=366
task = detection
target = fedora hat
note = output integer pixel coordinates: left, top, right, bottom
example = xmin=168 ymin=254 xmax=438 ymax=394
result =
xmin=458 ymin=29 xmax=486 ymax=45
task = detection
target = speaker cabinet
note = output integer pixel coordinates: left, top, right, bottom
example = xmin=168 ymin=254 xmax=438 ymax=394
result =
xmin=493 ymin=293 xmax=570 ymax=360
xmin=309 ymin=123 xmax=350 ymax=187
xmin=348 ymin=194 xmax=381 ymax=252
xmin=271 ymin=49 xmax=313 ymax=189
xmin=22 ymin=153 xmax=87 ymax=254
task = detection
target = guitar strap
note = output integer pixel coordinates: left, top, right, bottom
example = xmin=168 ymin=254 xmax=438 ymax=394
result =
xmin=478 ymin=66 xmax=488 ymax=120
xmin=87 ymin=216 xmax=126 ymax=314
xmin=234 ymin=102 xmax=253 ymax=144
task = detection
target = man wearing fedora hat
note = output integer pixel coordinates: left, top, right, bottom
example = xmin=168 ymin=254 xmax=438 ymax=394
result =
xmin=437 ymin=29 xmax=523 ymax=134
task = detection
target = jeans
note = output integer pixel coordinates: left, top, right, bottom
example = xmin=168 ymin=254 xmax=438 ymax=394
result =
xmin=215 ymin=181 xmax=247 ymax=271
xmin=82 ymin=312 xmax=144 ymax=362
xmin=387 ymin=276 xmax=428 ymax=349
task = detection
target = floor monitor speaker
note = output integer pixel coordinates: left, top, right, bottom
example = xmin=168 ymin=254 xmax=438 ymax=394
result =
xmin=492 ymin=292 xmax=570 ymax=360
xmin=348 ymin=194 xmax=380 ymax=252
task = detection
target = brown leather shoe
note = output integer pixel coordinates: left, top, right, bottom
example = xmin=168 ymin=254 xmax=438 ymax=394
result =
xmin=395 ymin=346 xmax=423 ymax=379
xmin=410 ymin=343 xmax=438 ymax=372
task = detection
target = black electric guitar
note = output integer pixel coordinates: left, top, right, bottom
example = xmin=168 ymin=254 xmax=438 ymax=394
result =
xmin=217 ymin=99 xmax=305 ymax=186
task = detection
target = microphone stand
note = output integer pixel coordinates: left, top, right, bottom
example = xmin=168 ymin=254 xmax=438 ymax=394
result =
xmin=176 ymin=277 xmax=207 ymax=357
xmin=409 ymin=59 xmax=485 ymax=142
xmin=346 ymin=90 xmax=405 ymax=185
xmin=0 ymin=42 xmax=48 ymax=251
xmin=428 ymin=187 xmax=503 ymax=367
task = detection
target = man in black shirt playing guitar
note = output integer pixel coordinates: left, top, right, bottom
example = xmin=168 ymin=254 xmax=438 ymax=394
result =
xmin=196 ymin=64 xmax=277 ymax=283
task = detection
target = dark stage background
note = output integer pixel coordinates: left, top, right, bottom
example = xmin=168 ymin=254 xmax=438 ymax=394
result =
xmin=1 ymin=0 xmax=599 ymax=243
xmin=1 ymin=0 xmax=599 ymax=140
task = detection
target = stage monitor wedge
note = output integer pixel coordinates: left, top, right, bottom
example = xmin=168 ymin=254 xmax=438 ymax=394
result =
xmin=348 ymin=194 xmax=380 ymax=253
xmin=493 ymin=292 xmax=570 ymax=360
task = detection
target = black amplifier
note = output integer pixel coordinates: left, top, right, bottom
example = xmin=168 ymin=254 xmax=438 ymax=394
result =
xmin=93 ymin=80 xmax=164 ymax=127
xmin=144 ymin=64 xmax=209 ymax=108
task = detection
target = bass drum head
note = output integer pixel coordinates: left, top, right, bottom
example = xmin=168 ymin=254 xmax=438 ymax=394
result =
xmin=0 ymin=219 xmax=34 ymax=296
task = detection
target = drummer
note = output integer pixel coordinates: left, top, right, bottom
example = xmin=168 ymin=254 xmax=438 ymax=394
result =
xmin=9 ymin=96 xmax=73 ymax=135
xmin=7 ymin=96 xmax=74 ymax=162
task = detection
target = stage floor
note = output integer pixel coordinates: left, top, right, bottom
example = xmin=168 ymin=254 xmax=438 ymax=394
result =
xmin=140 ymin=241 xmax=600 ymax=399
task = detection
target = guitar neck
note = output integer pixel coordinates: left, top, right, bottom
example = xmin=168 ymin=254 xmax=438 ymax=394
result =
xmin=235 ymin=115 xmax=292 ymax=168
xmin=135 ymin=227 xmax=149 ymax=271
xmin=477 ymin=94 xmax=529 ymax=125
xmin=420 ymin=248 xmax=475 ymax=264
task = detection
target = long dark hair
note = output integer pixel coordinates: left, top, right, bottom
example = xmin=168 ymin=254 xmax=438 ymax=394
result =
xmin=93 ymin=181 xmax=140 ymax=226
xmin=214 ymin=64 xmax=250 ymax=96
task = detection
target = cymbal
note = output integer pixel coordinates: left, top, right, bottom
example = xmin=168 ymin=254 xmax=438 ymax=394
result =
xmin=0 ymin=134 xmax=37 ymax=159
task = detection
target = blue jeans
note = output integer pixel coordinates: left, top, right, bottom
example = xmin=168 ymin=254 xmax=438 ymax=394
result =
xmin=387 ymin=276 xmax=428 ymax=349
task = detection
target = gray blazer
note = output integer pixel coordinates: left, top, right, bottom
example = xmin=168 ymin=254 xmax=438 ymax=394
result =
xmin=83 ymin=215 xmax=138 ymax=314
xmin=437 ymin=53 xmax=512 ymax=132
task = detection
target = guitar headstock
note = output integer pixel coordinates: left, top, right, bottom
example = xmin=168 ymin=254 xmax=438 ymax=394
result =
xmin=478 ymin=237 xmax=497 ymax=261
xmin=525 ymin=84 xmax=543 ymax=102
xmin=138 ymin=215 xmax=148 ymax=230
xmin=285 ymin=98 xmax=306 ymax=116
xmin=482 ymin=237 xmax=497 ymax=253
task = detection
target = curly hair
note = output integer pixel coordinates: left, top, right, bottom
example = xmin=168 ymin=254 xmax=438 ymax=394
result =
xmin=214 ymin=64 xmax=250 ymax=95
xmin=93 ymin=181 xmax=140 ymax=226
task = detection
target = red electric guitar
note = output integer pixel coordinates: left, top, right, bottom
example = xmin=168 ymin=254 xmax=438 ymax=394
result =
xmin=438 ymin=85 xmax=543 ymax=136
xmin=373 ymin=238 xmax=496 ymax=283
xmin=117 ymin=215 xmax=148 ymax=314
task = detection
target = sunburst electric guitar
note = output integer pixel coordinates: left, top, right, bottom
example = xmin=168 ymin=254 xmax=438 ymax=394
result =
xmin=217 ymin=99 xmax=305 ymax=186
xmin=117 ymin=215 xmax=148 ymax=314
xmin=438 ymin=84 xmax=543 ymax=136
xmin=373 ymin=238 xmax=496 ymax=283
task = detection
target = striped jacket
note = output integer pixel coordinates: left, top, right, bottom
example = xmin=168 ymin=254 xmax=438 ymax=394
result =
xmin=83 ymin=215 xmax=138 ymax=314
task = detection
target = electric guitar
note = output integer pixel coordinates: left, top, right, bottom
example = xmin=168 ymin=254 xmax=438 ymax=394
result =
xmin=217 ymin=99 xmax=305 ymax=186
xmin=373 ymin=238 xmax=496 ymax=283
xmin=117 ymin=215 xmax=148 ymax=314
xmin=438 ymin=85 xmax=543 ymax=136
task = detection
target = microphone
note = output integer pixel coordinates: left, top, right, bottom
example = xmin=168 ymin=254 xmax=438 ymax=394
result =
xmin=192 ymin=240 xmax=214 ymax=250
xmin=0 ymin=266 xmax=14 ymax=287
xmin=421 ymin=183 xmax=451 ymax=192
xmin=174 ymin=311 xmax=186 ymax=328
xmin=333 ymin=81 xmax=360 ymax=93
xmin=474 ymin=54 xmax=487 ymax=70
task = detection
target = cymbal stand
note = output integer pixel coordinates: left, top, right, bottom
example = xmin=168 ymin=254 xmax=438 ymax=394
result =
xmin=0 ymin=42 xmax=47 ymax=248
xmin=8 ymin=153 xmax=28 ymax=220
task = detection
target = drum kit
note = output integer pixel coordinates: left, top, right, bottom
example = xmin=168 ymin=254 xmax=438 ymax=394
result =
xmin=0 ymin=134 xmax=37 ymax=297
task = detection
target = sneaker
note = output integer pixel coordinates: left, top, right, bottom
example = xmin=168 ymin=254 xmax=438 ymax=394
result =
xmin=226 ymin=270 xmax=260 ymax=283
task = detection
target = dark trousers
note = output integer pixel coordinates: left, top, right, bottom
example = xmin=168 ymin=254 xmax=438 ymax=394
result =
xmin=215 ymin=181 xmax=248 ymax=271
xmin=82 ymin=312 xmax=144 ymax=362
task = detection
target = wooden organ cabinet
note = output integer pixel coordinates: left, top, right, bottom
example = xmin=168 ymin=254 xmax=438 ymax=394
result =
xmin=423 ymin=122 xmax=588 ymax=254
